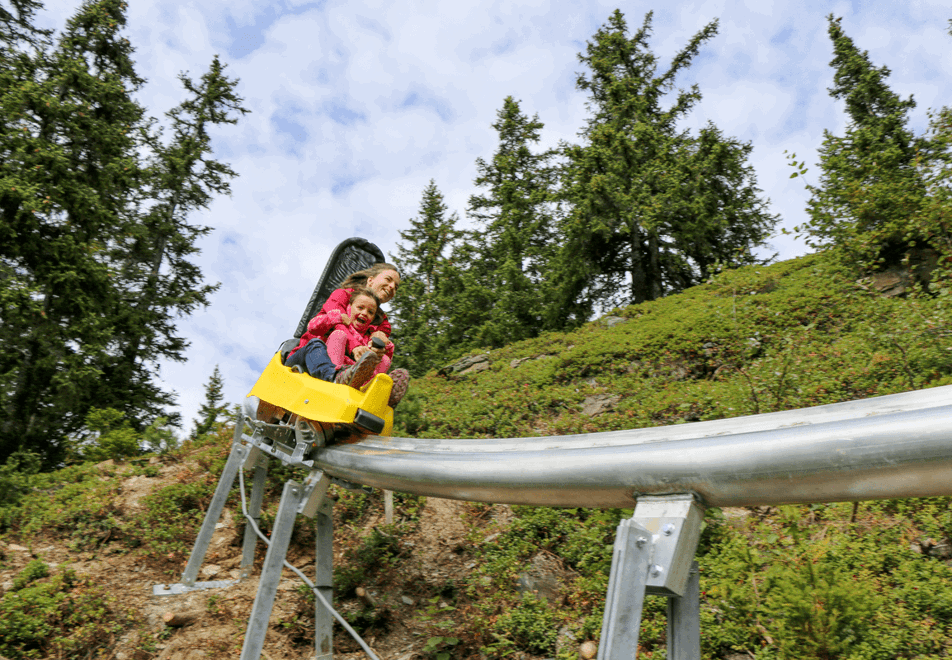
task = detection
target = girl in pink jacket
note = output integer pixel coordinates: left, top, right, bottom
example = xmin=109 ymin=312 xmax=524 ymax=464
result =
xmin=286 ymin=275 xmax=409 ymax=407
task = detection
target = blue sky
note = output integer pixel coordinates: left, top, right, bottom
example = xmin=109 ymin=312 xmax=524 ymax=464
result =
xmin=35 ymin=0 xmax=952 ymax=432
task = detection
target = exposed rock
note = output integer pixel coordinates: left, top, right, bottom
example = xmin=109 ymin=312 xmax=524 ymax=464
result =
xmin=861 ymin=249 xmax=940 ymax=298
xmin=439 ymin=353 xmax=490 ymax=377
xmin=511 ymin=354 xmax=554 ymax=369
xmin=626 ymin=360 xmax=645 ymax=374
xmin=580 ymin=641 xmax=598 ymax=659
xmin=6 ymin=543 xmax=30 ymax=553
xmin=582 ymin=394 xmax=621 ymax=417
xmin=666 ymin=363 xmax=691 ymax=381
xmin=515 ymin=572 xmax=560 ymax=604
xmin=932 ymin=540 xmax=952 ymax=560
xmin=868 ymin=268 xmax=909 ymax=298
xmin=515 ymin=553 xmax=573 ymax=605
xmin=916 ymin=537 xmax=952 ymax=560
xmin=599 ymin=315 xmax=627 ymax=328
xmin=555 ymin=627 xmax=577 ymax=658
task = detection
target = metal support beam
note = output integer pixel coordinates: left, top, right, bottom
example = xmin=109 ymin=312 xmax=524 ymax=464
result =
xmin=315 ymin=498 xmax=335 ymax=660
xmin=667 ymin=563 xmax=700 ymax=660
xmin=181 ymin=441 xmax=248 ymax=587
xmin=598 ymin=518 xmax=652 ymax=660
xmin=599 ymin=495 xmax=706 ymax=660
xmin=240 ymin=453 xmax=269 ymax=579
xmin=241 ymin=480 xmax=307 ymax=660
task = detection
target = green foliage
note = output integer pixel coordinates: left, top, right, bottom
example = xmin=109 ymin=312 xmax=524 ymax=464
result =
xmin=191 ymin=365 xmax=229 ymax=439
xmin=75 ymin=407 xmax=142 ymax=462
xmin=0 ymin=450 xmax=41 ymax=509
xmin=0 ymin=0 xmax=246 ymax=467
xmin=798 ymin=15 xmax=930 ymax=270
xmin=0 ymin=566 xmax=128 ymax=659
xmin=390 ymin=180 xmax=464 ymax=376
xmin=3 ymin=461 xmax=121 ymax=544
xmin=408 ymin=254 xmax=952 ymax=441
xmin=698 ymin=503 xmax=952 ymax=660
xmin=141 ymin=416 xmax=180 ymax=455
xmin=11 ymin=559 xmax=49 ymax=591
xmin=423 ymin=635 xmax=460 ymax=660
xmin=334 ymin=491 xmax=424 ymax=600
xmin=127 ymin=468 xmax=220 ymax=558
xmin=559 ymin=9 xmax=776 ymax=311
xmin=491 ymin=593 xmax=559 ymax=655
xmin=461 ymin=96 xmax=562 ymax=345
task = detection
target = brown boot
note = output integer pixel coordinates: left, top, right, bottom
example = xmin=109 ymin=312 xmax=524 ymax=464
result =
xmin=334 ymin=351 xmax=381 ymax=389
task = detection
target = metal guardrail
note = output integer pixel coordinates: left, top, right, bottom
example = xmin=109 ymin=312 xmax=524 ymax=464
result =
xmin=312 ymin=384 xmax=952 ymax=508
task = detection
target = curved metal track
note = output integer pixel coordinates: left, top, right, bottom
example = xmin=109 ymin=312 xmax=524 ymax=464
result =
xmin=313 ymin=385 xmax=952 ymax=508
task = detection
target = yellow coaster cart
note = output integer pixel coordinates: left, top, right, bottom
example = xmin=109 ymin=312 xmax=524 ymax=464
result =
xmin=247 ymin=237 xmax=394 ymax=454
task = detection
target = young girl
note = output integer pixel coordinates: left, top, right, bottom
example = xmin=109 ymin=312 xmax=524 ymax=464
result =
xmin=285 ymin=288 xmax=384 ymax=390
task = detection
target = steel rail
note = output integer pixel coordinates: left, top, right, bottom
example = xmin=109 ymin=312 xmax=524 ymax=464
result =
xmin=312 ymin=385 xmax=952 ymax=508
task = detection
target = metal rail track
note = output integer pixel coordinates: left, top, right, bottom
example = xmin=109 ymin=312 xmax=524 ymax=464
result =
xmin=312 ymin=384 xmax=952 ymax=508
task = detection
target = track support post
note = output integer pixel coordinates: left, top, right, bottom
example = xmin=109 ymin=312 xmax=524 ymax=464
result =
xmin=240 ymin=479 xmax=310 ymax=660
xmin=598 ymin=494 xmax=705 ymax=660
xmin=315 ymin=497 xmax=334 ymax=659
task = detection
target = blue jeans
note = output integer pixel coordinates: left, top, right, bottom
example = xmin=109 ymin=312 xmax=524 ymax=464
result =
xmin=285 ymin=339 xmax=338 ymax=382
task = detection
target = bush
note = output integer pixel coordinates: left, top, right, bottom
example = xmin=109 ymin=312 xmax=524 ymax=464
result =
xmin=0 ymin=566 xmax=128 ymax=659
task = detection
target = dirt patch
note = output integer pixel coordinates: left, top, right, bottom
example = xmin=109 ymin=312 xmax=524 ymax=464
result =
xmin=0 ymin=455 xmax=502 ymax=660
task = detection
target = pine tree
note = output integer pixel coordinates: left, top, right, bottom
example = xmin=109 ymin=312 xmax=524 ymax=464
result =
xmin=97 ymin=56 xmax=246 ymax=422
xmin=465 ymin=96 xmax=561 ymax=346
xmin=192 ymin=365 xmax=227 ymax=438
xmin=389 ymin=180 xmax=462 ymax=376
xmin=0 ymin=0 xmax=244 ymax=466
xmin=799 ymin=15 xmax=929 ymax=269
xmin=559 ymin=10 xmax=776 ymax=312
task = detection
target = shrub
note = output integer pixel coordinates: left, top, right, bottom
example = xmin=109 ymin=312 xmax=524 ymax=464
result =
xmin=0 ymin=566 xmax=128 ymax=659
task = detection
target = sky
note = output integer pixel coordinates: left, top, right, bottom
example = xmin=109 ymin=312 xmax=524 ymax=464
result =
xmin=33 ymin=0 xmax=952 ymax=434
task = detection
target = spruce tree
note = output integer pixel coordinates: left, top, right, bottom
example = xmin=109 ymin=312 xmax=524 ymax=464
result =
xmin=559 ymin=10 xmax=776 ymax=312
xmin=0 ymin=0 xmax=244 ymax=466
xmin=799 ymin=15 xmax=929 ymax=269
xmin=192 ymin=365 xmax=227 ymax=438
xmin=97 ymin=56 xmax=246 ymax=422
xmin=465 ymin=96 xmax=560 ymax=346
xmin=389 ymin=180 xmax=462 ymax=376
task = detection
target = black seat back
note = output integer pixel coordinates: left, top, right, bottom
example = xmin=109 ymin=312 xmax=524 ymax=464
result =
xmin=291 ymin=236 xmax=385 ymax=339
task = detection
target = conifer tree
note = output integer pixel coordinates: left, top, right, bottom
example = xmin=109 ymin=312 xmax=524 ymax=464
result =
xmin=389 ymin=180 xmax=461 ymax=376
xmin=97 ymin=56 xmax=246 ymax=421
xmin=192 ymin=365 xmax=227 ymax=438
xmin=464 ymin=96 xmax=560 ymax=346
xmin=559 ymin=10 xmax=776 ymax=312
xmin=0 ymin=0 xmax=245 ymax=466
xmin=799 ymin=15 xmax=929 ymax=269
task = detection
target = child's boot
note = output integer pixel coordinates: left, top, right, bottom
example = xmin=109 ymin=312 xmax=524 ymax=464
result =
xmin=334 ymin=351 xmax=381 ymax=389
xmin=387 ymin=368 xmax=410 ymax=408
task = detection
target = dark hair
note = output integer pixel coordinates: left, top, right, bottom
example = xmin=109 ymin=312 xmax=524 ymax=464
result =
xmin=348 ymin=287 xmax=383 ymax=325
xmin=339 ymin=263 xmax=400 ymax=290
xmin=349 ymin=287 xmax=379 ymax=306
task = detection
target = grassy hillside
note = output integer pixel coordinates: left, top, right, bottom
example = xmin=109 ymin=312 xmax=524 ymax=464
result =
xmin=0 ymin=252 xmax=950 ymax=660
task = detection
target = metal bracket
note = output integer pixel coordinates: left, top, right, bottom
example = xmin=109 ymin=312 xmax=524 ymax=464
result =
xmin=634 ymin=494 xmax=705 ymax=597
xmin=152 ymin=580 xmax=239 ymax=596
xmin=599 ymin=494 xmax=705 ymax=660
xmin=299 ymin=470 xmax=332 ymax=518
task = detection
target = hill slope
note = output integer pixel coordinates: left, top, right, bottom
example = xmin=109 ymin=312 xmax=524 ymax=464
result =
xmin=1 ymin=253 xmax=951 ymax=660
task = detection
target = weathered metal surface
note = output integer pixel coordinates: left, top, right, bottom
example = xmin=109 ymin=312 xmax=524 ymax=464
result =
xmin=312 ymin=385 xmax=952 ymax=508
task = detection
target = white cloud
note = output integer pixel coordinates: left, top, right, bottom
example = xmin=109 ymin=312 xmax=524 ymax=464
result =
xmin=29 ymin=0 xmax=952 ymax=432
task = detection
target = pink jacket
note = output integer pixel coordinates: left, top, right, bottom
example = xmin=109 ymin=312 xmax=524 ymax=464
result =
xmin=287 ymin=288 xmax=394 ymax=360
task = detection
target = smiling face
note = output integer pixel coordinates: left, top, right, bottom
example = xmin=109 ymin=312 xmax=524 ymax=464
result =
xmin=366 ymin=269 xmax=400 ymax=304
xmin=349 ymin=293 xmax=378 ymax=329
